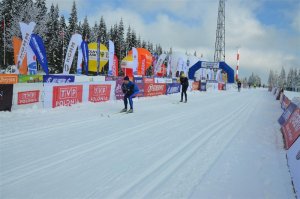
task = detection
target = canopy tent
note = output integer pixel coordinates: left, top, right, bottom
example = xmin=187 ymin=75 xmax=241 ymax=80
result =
xmin=188 ymin=61 xmax=234 ymax=83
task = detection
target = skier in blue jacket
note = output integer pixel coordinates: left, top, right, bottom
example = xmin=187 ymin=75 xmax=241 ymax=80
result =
xmin=121 ymin=76 xmax=140 ymax=113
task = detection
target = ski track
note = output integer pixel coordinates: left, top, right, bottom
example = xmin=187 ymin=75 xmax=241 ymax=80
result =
xmin=0 ymin=90 xmax=294 ymax=199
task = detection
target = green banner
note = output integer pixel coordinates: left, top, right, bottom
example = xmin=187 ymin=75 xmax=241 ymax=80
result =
xmin=18 ymin=75 xmax=43 ymax=83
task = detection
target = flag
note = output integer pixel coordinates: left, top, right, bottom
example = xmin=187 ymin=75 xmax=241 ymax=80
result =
xmin=17 ymin=22 xmax=36 ymax=70
xmin=108 ymin=40 xmax=114 ymax=76
xmin=81 ymin=41 xmax=89 ymax=75
xmin=132 ymin=47 xmax=138 ymax=75
xmin=30 ymin=34 xmax=49 ymax=75
xmin=63 ymin=33 xmax=82 ymax=74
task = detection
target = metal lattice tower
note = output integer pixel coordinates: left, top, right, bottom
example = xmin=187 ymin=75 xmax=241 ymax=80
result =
xmin=214 ymin=0 xmax=226 ymax=62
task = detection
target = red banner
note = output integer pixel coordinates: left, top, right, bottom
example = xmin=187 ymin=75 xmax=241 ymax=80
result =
xmin=113 ymin=55 xmax=118 ymax=77
xmin=141 ymin=55 xmax=146 ymax=76
xmin=18 ymin=90 xmax=40 ymax=105
xmin=144 ymin=83 xmax=166 ymax=97
xmin=52 ymin=85 xmax=83 ymax=108
xmin=89 ymin=84 xmax=111 ymax=102
xmin=282 ymin=108 xmax=300 ymax=149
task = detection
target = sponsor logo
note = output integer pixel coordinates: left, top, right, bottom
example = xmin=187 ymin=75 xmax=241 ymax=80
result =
xmin=89 ymin=85 xmax=111 ymax=102
xmin=0 ymin=75 xmax=18 ymax=84
xmin=18 ymin=90 xmax=39 ymax=105
xmin=59 ymin=87 xmax=78 ymax=99
xmin=147 ymin=84 xmax=165 ymax=92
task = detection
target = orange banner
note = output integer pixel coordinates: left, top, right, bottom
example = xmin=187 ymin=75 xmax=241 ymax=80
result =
xmin=13 ymin=36 xmax=28 ymax=75
xmin=0 ymin=74 xmax=18 ymax=84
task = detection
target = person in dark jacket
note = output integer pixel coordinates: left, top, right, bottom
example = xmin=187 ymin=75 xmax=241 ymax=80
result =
xmin=237 ymin=80 xmax=242 ymax=92
xmin=179 ymin=72 xmax=189 ymax=103
xmin=121 ymin=76 xmax=140 ymax=113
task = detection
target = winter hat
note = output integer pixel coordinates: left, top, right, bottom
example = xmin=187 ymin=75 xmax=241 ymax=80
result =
xmin=124 ymin=76 xmax=129 ymax=81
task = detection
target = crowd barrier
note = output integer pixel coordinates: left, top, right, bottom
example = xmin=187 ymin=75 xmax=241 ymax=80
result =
xmin=274 ymin=88 xmax=300 ymax=197
xmin=0 ymin=74 xmax=232 ymax=112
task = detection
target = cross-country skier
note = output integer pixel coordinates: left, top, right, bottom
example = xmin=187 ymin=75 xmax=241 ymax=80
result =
xmin=179 ymin=72 xmax=189 ymax=103
xmin=120 ymin=76 xmax=140 ymax=113
xmin=237 ymin=80 xmax=242 ymax=92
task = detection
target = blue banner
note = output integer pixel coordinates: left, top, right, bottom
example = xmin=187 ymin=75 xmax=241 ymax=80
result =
xmin=30 ymin=34 xmax=49 ymax=75
xmin=81 ymin=41 xmax=89 ymax=75
xmin=278 ymin=102 xmax=297 ymax=126
xmin=166 ymin=83 xmax=181 ymax=94
xmin=43 ymin=75 xmax=75 ymax=83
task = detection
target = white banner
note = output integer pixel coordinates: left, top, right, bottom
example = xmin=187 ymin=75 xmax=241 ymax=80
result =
xmin=177 ymin=58 xmax=184 ymax=72
xmin=63 ymin=33 xmax=82 ymax=74
xmin=17 ymin=22 xmax=36 ymax=69
xmin=132 ymin=47 xmax=138 ymax=75
xmin=287 ymin=137 xmax=300 ymax=198
xmin=155 ymin=54 xmax=167 ymax=74
xmin=108 ymin=40 xmax=114 ymax=75
xmin=167 ymin=55 xmax=171 ymax=76
xmin=215 ymin=69 xmax=222 ymax=81
xmin=77 ymin=41 xmax=83 ymax=74
xmin=201 ymin=61 xmax=219 ymax=68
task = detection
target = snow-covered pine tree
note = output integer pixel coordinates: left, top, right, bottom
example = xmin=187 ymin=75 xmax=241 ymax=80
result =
xmin=34 ymin=0 xmax=48 ymax=39
xmin=81 ymin=16 xmax=90 ymax=39
xmin=57 ymin=15 xmax=67 ymax=73
xmin=99 ymin=16 xmax=107 ymax=45
xmin=67 ymin=1 xmax=79 ymax=73
xmin=45 ymin=4 xmax=60 ymax=73
xmin=268 ymin=70 xmax=274 ymax=87
xmin=130 ymin=29 xmax=137 ymax=48
xmin=137 ymin=35 xmax=141 ymax=48
xmin=141 ymin=40 xmax=147 ymax=48
xmin=125 ymin=25 xmax=132 ymax=53
xmin=118 ymin=18 xmax=125 ymax=61
xmin=278 ymin=67 xmax=286 ymax=88
xmin=89 ymin=22 xmax=98 ymax=42
xmin=194 ymin=51 xmax=197 ymax=57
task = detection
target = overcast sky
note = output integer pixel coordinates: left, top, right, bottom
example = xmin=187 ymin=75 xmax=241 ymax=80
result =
xmin=47 ymin=0 xmax=300 ymax=83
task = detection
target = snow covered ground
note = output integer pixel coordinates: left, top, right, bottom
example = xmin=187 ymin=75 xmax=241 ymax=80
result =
xmin=0 ymin=89 xmax=295 ymax=199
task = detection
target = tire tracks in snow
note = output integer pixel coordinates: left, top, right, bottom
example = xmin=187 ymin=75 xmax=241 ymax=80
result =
xmin=102 ymin=98 xmax=254 ymax=198
xmin=0 ymin=110 xmax=190 ymax=187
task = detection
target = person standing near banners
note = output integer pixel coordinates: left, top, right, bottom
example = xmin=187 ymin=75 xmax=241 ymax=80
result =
xmin=237 ymin=80 xmax=242 ymax=92
xmin=120 ymin=76 xmax=140 ymax=113
xmin=179 ymin=72 xmax=189 ymax=103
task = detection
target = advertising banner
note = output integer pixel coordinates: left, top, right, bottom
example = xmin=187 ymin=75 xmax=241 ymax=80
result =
xmin=18 ymin=75 xmax=43 ymax=83
xmin=88 ymin=42 xmax=108 ymax=73
xmin=192 ymin=82 xmax=200 ymax=91
xmin=26 ymin=45 xmax=37 ymax=75
xmin=278 ymin=102 xmax=297 ymax=126
xmin=30 ymin=34 xmax=49 ymax=75
xmin=0 ymin=74 xmax=18 ymax=84
xmin=63 ymin=33 xmax=82 ymax=74
xmin=134 ymin=77 xmax=144 ymax=97
xmin=52 ymin=85 xmax=83 ymax=108
xmin=200 ymin=81 xmax=207 ymax=91
xmin=81 ymin=41 xmax=89 ymax=75
xmin=77 ymin=42 xmax=83 ymax=74
xmin=43 ymin=75 xmax=75 ymax=83
xmin=0 ymin=84 xmax=13 ymax=111
xmin=12 ymin=36 xmax=27 ymax=74
xmin=155 ymin=54 xmax=167 ymax=74
xmin=108 ymin=40 xmax=114 ymax=76
xmin=282 ymin=108 xmax=300 ymax=149
xmin=143 ymin=77 xmax=154 ymax=84
xmin=115 ymin=77 xmax=125 ymax=100
xmin=281 ymin=95 xmax=291 ymax=111
xmin=17 ymin=22 xmax=35 ymax=70
xmin=144 ymin=83 xmax=167 ymax=97
xmin=287 ymin=137 xmax=300 ymax=198
xmin=88 ymin=84 xmax=111 ymax=102
xmin=166 ymin=83 xmax=180 ymax=94
xmin=17 ymin=90 xmax=40 ymax=105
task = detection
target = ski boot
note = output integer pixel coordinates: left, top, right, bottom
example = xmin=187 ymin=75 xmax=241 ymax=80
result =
xmin=120 ymin=108 xmax=127 ymax=113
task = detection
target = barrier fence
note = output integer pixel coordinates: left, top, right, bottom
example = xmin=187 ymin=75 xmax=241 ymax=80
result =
xmin=0 ymin=74 xmax=230 ymax=112
xmin=273 ymin=87 xmax=300 ymax=197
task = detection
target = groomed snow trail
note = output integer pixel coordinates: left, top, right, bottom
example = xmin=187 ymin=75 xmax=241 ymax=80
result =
xmin=0 ymin=89 xmax=295 ymax=199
